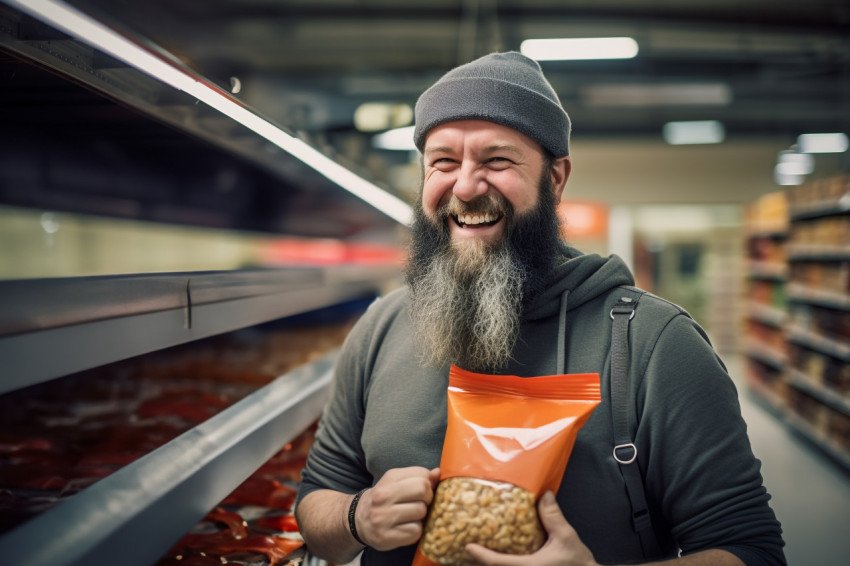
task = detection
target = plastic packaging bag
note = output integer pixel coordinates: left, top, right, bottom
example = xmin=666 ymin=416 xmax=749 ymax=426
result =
xmin=412 ymin=365 xmax=601 ymax=565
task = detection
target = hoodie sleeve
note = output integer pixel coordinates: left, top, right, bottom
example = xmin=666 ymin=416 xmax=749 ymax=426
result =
xmin=636 ymin=311 xmax=786 ymax=566
xmin=296 ymin=304 xmax=376 ymax=504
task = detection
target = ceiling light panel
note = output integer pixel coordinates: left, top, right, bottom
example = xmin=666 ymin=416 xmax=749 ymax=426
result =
xmin=797 ymin=133 xmax=849 ymax=154
xmin=372 ymin=126 xmax=416 ymax=151
xmin=662 ymin=121 xmax=726 ymax=145
xmin=521 ymin=37 xmax=639 ymax=61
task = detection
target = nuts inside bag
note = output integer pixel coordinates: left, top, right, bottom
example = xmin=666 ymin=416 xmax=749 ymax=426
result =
xmin=413 ymin=365 xmax=601 ymax=566
xmin=420 ymin=477 xmax=544 ymax=564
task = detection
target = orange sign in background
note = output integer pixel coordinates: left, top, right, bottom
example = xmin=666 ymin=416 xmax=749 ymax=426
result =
xmin=557 ymin=200 xmax=609 ymax=240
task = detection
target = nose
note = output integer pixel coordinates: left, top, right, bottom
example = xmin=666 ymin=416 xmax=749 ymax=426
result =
xmin=452 ymin=161 xmax=488 ymax=201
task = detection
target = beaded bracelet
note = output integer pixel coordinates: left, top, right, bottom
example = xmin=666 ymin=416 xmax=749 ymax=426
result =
xmin=348 ymin=487 xmax=369 ymax=547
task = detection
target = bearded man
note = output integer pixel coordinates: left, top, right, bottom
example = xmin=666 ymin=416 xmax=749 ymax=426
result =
xmin=405 ymin=143 xmax=563 ymax=372
xmin=295 ymin=52 xmax=786 ymax=566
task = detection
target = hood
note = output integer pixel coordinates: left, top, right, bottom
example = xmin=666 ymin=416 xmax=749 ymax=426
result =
xmin=523 ymin=245 xmax=635 ymax=321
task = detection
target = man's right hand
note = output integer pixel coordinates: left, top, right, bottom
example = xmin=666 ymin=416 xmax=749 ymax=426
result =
xmin=355 ymin=466 xmax=441 ymax=550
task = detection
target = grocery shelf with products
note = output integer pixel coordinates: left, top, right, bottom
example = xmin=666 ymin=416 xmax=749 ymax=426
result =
xmin=743 ymin=175 xmax=850 ymax=472
xmin=0 ymin=3 xmax=404 ymax=565
xmin=744 ymin=191 xmax=791 ymax=412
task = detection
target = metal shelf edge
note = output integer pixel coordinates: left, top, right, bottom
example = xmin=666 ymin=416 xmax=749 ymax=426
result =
xmin=0 ymin=272 xmax=388 ymax=394
xmin=786 ymin=368 xmax=850 ymax=417
xmin=0 ymin=349 xmax=338 ymax=566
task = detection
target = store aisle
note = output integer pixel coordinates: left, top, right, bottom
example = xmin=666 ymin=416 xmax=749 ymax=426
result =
xmin=733 ymin=359 xmax=850 ymax=566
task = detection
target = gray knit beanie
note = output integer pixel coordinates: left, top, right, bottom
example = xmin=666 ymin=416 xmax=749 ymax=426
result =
xmin=413 ymin=51 xmax=571 ymax=157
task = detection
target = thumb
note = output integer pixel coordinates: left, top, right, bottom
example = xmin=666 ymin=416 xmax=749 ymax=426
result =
xmin=465 ymin=542 xmax=523 ymax=566
xmin=538 ymin=491 xmax=569 ymax=537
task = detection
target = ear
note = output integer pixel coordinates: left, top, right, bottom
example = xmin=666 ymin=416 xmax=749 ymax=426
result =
xmin=549 ymin=156 xmax=571 ymax=201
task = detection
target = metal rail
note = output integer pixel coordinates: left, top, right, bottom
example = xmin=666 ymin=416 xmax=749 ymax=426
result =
xmin=0 ymin=265 xmax=397 ymax=394
xmin=0 ymin=348 xmax=337 ymax=566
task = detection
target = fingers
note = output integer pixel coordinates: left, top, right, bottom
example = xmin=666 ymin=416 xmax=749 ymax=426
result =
xmin=357 ymin=466 xmax=437 ymax=551
xmin=465 ymin=543 xmax=525 ymax=565
xmin=463 ymin=492 xmax=597 ymax=566
xmin=372 ymin=466 xmax=436 ymax=506
xmin=537 ymin=491 xmax=570 ymax=538
xmin=429 ymin=466 xmax=441 ymax=489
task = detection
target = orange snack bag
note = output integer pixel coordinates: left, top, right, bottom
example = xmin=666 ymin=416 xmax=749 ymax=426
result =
xmin=412 ymin=365 xmax=601 ymax=566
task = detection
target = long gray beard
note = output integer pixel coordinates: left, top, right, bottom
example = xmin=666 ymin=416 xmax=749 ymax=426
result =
xmin=407 ymin=238 xmax=525 ymax=372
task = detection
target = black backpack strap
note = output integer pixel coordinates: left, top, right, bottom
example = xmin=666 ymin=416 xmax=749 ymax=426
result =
xmin=610 ymin=294 xmax=663 ymax=559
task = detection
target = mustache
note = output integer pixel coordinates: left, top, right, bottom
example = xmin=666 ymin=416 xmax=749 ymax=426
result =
xmin=436 ymin=193 xmax=512 ymax=221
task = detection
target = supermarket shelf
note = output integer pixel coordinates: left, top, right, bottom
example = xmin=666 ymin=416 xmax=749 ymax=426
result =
xmin=789 ymin=194 xmax=850 ymax=221
xmin=746 ymin=301 xmax=787 ymax=328
xmin=745 ymin=228 xmax=788 ymax=240
xmin=746 ymin=376 xmax=787 ymax=417
xmin=786 ymin=283 xmax=850 ymax=311
xmin=787 ymin=244 xmax=850 ymax=262
xmin=0 ymin=266 xmax=398 ymax=394
xmin=746 ymin=179 xmax=850 ymax=476
xmin=0 ymin=2 xmax=402 ymax=238
xmin=0 ymin=348 xmax=338 ymax=566
xmin=744 ymin=339 xmax=787 ymax=371
xmin=748 ymin=373 xmax=850 ymax=473
xmin=786 ymin=368 xmax=850 ymax=417
xmin=784 ymin=410 xmax=850 ymax=472
xmin=786 ymin=324 xmax=850 ymax=363
xmin=746 ymin=260 xmax=788 ymax=281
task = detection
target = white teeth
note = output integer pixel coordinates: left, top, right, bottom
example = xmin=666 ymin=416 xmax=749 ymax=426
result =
xmin=457 ymin=213 xmax=496 ymax=225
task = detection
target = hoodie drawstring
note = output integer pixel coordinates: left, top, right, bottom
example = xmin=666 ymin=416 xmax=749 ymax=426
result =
xmin=557 ymin=289 xmax=570 ymax=374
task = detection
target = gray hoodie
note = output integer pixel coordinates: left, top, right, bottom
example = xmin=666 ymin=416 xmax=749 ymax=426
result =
xmin=298 ymin=248 xmax=786 ymax=565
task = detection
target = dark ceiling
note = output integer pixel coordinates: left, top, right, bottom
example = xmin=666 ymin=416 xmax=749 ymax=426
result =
xmin=1 ymin=0 xmax=848 ymax=240
xmin=66 ymin=0 xmax=850 ymax=141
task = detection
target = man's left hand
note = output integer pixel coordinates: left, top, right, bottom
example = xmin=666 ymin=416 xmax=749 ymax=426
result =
xmin=464 ymin=491 xmax=598 ymax=566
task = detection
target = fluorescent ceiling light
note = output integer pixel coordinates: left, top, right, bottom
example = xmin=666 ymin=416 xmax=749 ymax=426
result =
xmin=521 ymin=37 xmax=639 ymax=61
xmin=8 ymin=0 xmax=413 ymax=226
xmin=372 ymin=126 xmax=417 ymax=151
xmin=354 ymin=103 xmax=413 ymax=133
xmin=776 ymin=150 xmax=814 ymax=176
xmin=797 ymin=133 xmax=849 ymax=154
xmin=662 ymin=121 xmax=725 ymax=145
xmin=773 ymin=166 xmax=804 ymax=186
xmin=583 ymin=84 xmax=732 ymax=107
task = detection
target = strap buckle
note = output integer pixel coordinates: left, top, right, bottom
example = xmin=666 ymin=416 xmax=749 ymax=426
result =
xmin=632 ymin=507 xmax=652 ymax=532
xmin=613 ymin=443 xmax=638 ymax=464
xmin=610 ymin=306 xmax=635 ymax=320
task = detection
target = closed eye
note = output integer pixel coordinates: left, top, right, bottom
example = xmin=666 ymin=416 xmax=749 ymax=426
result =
xmin=430 ymin=157 xmax=458 ymax=169
xmin=486 ymin=156 xmax=514 ymax=168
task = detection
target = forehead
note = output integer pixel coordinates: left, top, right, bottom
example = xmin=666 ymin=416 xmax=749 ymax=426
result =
xmin=423 ymin=120 xmax=542 ymax=154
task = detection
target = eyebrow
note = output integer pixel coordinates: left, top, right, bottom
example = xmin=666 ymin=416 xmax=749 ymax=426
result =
xmin=423 ymin=145 xmax=454 ymax=157
xmin=423 ymin=144 xmax=525 ymax=157
xmin=482 ymin=144 xmax=523 ymax=157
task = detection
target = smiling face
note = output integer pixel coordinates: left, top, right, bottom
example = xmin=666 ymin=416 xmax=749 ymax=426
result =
xmin=421 ymin=120 xmax=570 ymax=247
xmin=406 ymin=120 xmax=572 ymax=370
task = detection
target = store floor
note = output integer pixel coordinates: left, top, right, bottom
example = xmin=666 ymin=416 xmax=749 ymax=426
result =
xmin=731 ymin=355 xmax=850 ymax=566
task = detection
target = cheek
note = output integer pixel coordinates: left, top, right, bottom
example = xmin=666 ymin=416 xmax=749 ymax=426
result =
xmin=500 ymin=179 xmax=539 ymax=214
xmin=421 ymin=175 xmax=451 ymax=217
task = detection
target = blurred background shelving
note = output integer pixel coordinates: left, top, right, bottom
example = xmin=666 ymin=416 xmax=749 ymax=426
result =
xmin=744 ymin=175 xmax=850 ymax=471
